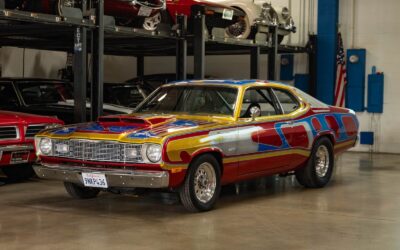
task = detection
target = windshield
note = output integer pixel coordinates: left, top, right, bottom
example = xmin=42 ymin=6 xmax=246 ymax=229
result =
xmin=17 ymin=81 xmax=73 ymax=105
xmin=136 ymin=86 xmax=238 ymax=116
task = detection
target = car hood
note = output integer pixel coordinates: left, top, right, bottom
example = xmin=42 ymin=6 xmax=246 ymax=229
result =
xmin=0 ymin=110 xmax=61 ymax=126
xmin=38 ymin=114 xmax=232 ymax=144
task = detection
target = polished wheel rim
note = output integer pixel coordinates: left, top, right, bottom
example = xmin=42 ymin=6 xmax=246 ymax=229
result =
xmin=62 ymin=0 xmax=76 ymax=8
xmin=315 ymin=145 xmax=330 ymax=178
xmin=226 ymin=18 xmax=248 ymax=38
xmin=143 ymin=12 xmax=161 ymax=31
xmin=194 ymin=162 xmax=216 ymax=203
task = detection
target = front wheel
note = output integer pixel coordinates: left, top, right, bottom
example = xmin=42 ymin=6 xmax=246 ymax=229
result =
xmin=295 ymin=137 xmax=334 ymax=188
xmin=179 ymin=154 xmax=221 ymax=212
xmin=64 ymin=182 xmax=100 ymax=199
xmin=225 ymin=15 xmax=251 ymax=39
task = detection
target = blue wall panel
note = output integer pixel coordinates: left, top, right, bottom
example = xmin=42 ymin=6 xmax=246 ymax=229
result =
xmin=280 ymin=54 xmax=294 ymax=81
xmin=360 ymin=132 xmax=374 ymax=145
xmin=346 ymin=49 xmax=366 ymax=111
xmin=294 ymin=74 xmax=310 ymax=93
xmin=367 ymin=73 xmax=384 ymax=113
xmin=316 ymin=0 xmax=339 ymax=105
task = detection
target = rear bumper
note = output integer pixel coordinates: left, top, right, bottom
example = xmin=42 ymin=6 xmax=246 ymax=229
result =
xmin=33 ymin=163 xmax=169 ymax=189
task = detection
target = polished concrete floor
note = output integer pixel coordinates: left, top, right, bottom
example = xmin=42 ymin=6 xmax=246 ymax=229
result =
xmin=1 ymin=152 xmax=400 ymax=250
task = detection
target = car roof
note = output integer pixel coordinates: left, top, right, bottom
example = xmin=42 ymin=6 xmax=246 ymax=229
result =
xmin=165 ymin=79 xmax=290 ymax=88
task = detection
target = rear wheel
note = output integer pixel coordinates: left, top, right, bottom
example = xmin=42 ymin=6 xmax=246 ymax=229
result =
xmin=2 ymin=164 xmax=34 ymax=181
xmin=225 ymin=11 xmax=251 ymax=39
xmin=179 ymin=154 xmax=221 ymax=212
xmin=64 ymin=182 xmax=100 ymax=199
xmin=295 ymin=137 xmax=334 ymax=188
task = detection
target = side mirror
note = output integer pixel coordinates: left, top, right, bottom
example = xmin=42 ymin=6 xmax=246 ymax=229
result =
xmin=250 ymin=106 xmax=261 ymax=120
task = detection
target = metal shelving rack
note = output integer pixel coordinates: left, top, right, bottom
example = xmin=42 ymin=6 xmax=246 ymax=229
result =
xmin=0 ymin=0 xmax=311 ymax=123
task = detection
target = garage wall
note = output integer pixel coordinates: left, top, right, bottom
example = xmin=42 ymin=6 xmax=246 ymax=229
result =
xmin=340 ymin=0 xmax=400 ymax=153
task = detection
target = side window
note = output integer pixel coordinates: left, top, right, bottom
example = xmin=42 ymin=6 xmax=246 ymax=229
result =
xmin=0 ymin=83 xmax=19 ymax=108
xmin=240 ymin=88 xmax=278 ymax=118
xmin=273 ymin=88 xmax=299 ymax=114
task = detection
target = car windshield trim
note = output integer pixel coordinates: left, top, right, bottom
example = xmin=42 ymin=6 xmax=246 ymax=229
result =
xmin=136 ymin=85 xmax=239 ymax=117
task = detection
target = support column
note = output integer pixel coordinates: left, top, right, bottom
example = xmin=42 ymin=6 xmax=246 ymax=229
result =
xmin=73 ymin=29 xmax=87 ymax=122
xmin=176 ymin=14 xmax=187 ymax=81
xmin=137 ymin=56 xmax=144 ymax=78
xmin=192 ymin=6 xmax=205 ymax=79
xmin=268 ymin=26 xmax=278 ymax=80
xmin=250 ymin=46 xmax=260 ymax=79
xmin=316 ymin=0 xmax=339 ymax=104
xmin=91 ymin=0 xmax=104 ymax=120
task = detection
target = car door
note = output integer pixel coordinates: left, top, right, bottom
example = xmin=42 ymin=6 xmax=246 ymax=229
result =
xmin=237 ymin=86 xmax=292 ymax=176
xmin=271 ymin=87 xmax=310 ymax=168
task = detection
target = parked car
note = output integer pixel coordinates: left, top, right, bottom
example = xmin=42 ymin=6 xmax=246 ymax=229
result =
xmin=103 ymin=82 xmax=154 ymax=108
xmin=0 ymin=110 xmax=63 ymax=180
xmin=0 ymin=78 xmax=134 ymax=124
xmin=212 ymin=0 xmax=296 ymax=42
xmin=4 ymin=0 xmax=166 ymax=31
xmin=165 ymin=0 xmax=246 ymax=34
xmin=33 ymin=80 xmax=359 ymax=212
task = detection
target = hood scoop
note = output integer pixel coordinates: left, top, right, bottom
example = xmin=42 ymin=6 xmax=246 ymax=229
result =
xmin=98 ymin=115 xmax=174 ymax=128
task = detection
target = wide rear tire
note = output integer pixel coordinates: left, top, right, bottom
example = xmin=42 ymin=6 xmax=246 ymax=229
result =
xmin=295 ymin=137 xmax=334 ymax=188
xmin=179 ymin=154 xmax=221 ymax=212
xmin=64 ymin=182 xmax=100 ymax=199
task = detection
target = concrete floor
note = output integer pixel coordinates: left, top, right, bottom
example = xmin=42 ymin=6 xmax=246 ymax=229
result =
xmin=1 ymin=152 xmax=400 ymax=250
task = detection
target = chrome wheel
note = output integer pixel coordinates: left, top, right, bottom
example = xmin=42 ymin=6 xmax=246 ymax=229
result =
xmin=315 ymin=145 xmax=330 ymax=178
xmin=194 ymin=162 xmax=217 ymax=204
xmin=226 ymin=17 xmax=249 ymax=38
xmin=143 ymin=12 xmax=161 ymax=31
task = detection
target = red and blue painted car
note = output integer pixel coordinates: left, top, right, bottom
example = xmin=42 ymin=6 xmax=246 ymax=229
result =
xmin=0 ymin=111 xmax=63 ymax=180
xmin=33 ymin=80 xmax=359 ymax=212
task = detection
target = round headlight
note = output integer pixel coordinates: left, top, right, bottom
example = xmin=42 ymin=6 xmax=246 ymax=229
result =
xmin=146 ymin=144 xmax=162 ymax=163
xmin=39 ymin=138 xmax=52 ymax=155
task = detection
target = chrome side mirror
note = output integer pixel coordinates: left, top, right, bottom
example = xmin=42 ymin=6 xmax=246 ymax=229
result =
xmin=250 ymin=106 xmax=261 ymax=120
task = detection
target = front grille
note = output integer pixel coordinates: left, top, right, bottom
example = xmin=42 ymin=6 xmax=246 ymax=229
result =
xmin=52 ymin=139 xmax=143 ymax=163
xmin=26 ymin=125 xmax=46 ymax=138
xmin=0 ymin=126 xmax=18 ymax=140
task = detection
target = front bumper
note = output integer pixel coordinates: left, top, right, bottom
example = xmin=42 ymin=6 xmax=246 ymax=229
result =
xmin=0 ymin=144 xmax=34 ymax=152
xmin=33 ymin=163 xmax=169 ymax=189
xmin=0 ymin=144 xmax=35 ymax=166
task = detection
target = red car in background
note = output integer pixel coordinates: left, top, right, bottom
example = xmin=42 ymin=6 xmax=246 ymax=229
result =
xmin=0 ymin=111 xmax=63 ymax=180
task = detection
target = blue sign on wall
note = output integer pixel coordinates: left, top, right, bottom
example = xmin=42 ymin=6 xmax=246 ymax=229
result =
xmin=346 ymin=49 xmax=366 ymax=111
xmin=367 ymin=73 xmax=384 ymax=113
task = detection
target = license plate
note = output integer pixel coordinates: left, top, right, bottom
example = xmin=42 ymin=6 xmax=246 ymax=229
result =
xmin=82 ymin=173 xmax=108 ymax=188
xmin=138 ymin=6 xmax=152 ymax=17
xmin=10 ymin=151 xmax=29 ymax=164
xmin=222 ymin=9 xmax=234 ymax=20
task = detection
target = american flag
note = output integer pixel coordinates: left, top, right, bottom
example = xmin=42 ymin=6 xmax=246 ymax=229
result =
xmin=334 ymin=33 xmax=347 ymax=107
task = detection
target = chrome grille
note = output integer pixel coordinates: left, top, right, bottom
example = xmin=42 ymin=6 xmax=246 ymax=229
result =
xmin=52 ymin=139 xmax=143 ymax=163
xmin=26 ymin=125 xmax=46 ymax=138
xmin=0 ymin=126 xmax=18 ymax=140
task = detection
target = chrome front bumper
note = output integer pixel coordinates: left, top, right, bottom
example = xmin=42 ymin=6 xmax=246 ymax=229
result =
xmin=0 ymin=144 xmax=34 ymax=152
xmin=33 ymin=163 xmax=169 ymax=189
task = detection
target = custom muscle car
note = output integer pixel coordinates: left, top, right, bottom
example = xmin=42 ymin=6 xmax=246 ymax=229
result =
xmin=0 ymin=78 xmax=134 ymax=124
xmin=213 ymin=0 xmax=296 ymax=42
xmin=33 ymin=80 xmax=359 ymax=212
xmin=5 ymin=0 xmax=166 ymax=31
xmin=0 ymin=110 xmax=63 ymax=180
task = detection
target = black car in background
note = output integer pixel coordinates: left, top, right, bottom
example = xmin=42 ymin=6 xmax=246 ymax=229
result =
xmin=0 ymin=78 xmax=133 ymax=124
xmin=103 ymin=83 xmax=154 ymax=108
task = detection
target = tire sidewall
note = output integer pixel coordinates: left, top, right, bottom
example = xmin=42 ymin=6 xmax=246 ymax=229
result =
xmin=187 ymin=155 xmax=221 ymax=211
xmin=311 ymin=138 xmax=334 ymax=187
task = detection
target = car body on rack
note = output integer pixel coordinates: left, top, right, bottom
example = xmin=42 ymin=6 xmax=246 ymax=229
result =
xmin=33 ymin=80 xmax=359 ymax=212
xmin=0 ymin=110 xmax=63 ymax=180
xmin=5 ymin=0 xmax=166 ymax=31
xmin=0 ymin=78 xmax=134 ymax=124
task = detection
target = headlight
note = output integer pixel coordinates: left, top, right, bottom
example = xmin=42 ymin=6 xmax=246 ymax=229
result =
xmin=45 ymin=123 xmax=62 ymax=129
xmin=282 ymin=7 xmax=290 ymax=19
xmin=146 ymin=144 xmax=162 ymax=163
xmin=39 ymin=138 xmax=52 ymax=155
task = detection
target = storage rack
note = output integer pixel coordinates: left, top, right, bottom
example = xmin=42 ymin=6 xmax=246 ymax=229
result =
xmin=0 ymin=0 xmax=311 ymax=123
